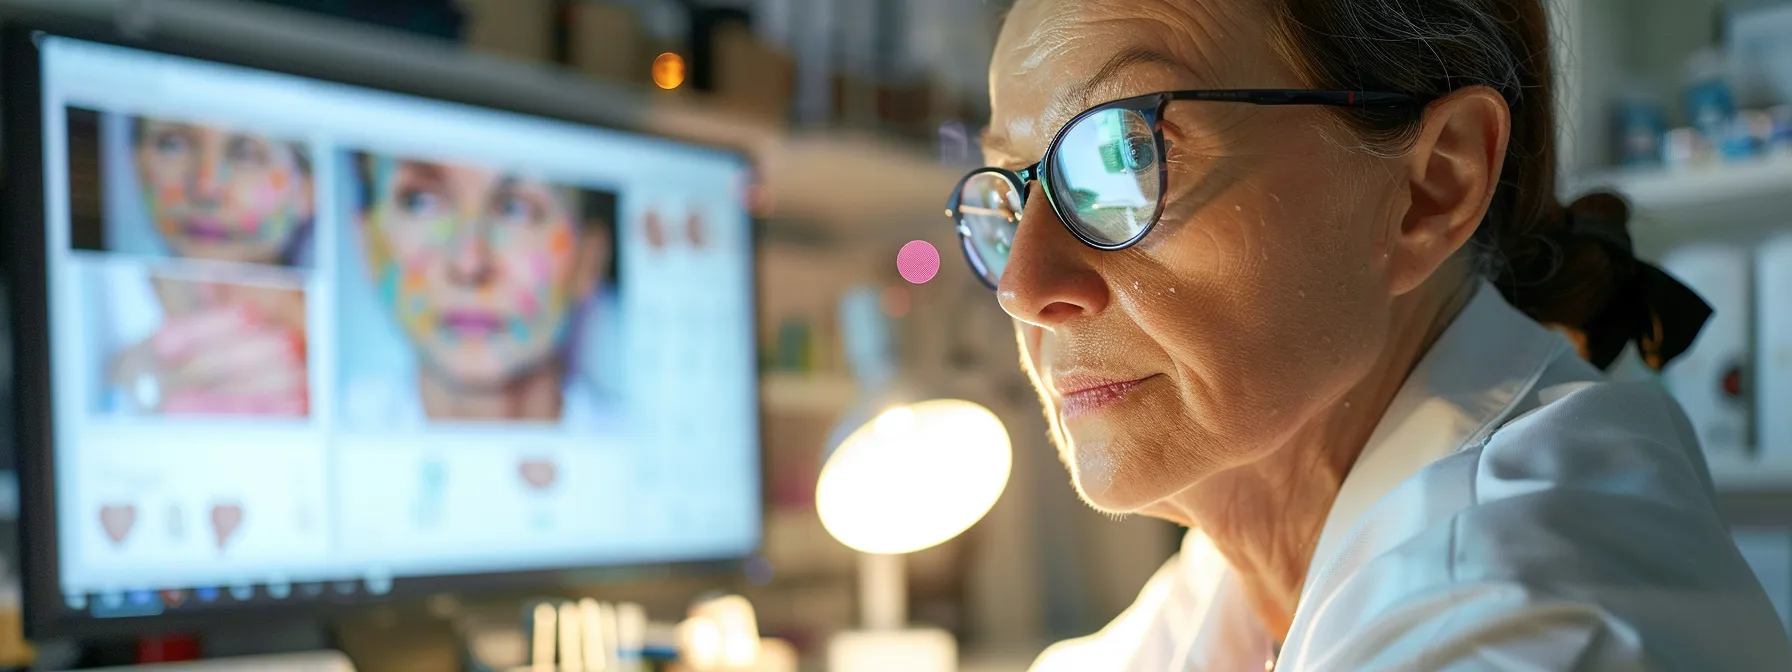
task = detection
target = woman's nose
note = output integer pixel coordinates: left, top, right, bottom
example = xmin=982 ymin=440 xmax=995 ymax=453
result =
xmin=192 ymin=152 xmax=223 ymax=203
xmin=446 ymin=227 xmax=497 ymax=286
xmin=996 ymin=187 xmax=1111 ymax=328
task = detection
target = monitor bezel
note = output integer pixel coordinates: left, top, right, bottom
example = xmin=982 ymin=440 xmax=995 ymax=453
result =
xmin=3 ymin=15 xmax=765 ymax=640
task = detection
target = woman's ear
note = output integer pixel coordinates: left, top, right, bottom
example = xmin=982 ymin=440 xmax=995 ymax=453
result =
xmin=1386 ymin=85 xmax=1510 ymax=296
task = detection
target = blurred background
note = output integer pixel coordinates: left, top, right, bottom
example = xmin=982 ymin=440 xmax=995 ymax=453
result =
xmin=6 ymin=0 xmax=1792 ymax=670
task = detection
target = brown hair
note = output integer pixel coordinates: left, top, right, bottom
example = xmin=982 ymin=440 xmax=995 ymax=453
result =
xmin=1267 ymin=0 xmax=1631 ymax=364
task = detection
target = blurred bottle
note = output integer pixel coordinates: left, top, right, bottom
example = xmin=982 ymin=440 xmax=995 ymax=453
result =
xmin=1729 ymin=109 xmax=1777 ymax=162
xmin=1613 ymin=85 xmax=1668 ymax=168
xmin=1663 ymin=127 xmax=1715 ymax=171
xmin=1771 ymin=105 xmax=1792 ymax=153
xmin=1685 ymin=47 xmax=1740 ymax=145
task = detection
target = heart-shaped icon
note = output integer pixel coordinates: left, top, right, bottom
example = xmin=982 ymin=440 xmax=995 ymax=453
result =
xmin=686 ymin=209 xmax=707 ymax=248
xmin=518 ymin=459 xmax=558 ymax=491
xmin=210 ymin=503 xmax=243 ymax=550
xmin=643 ymin=209 xmax=667 ymax=251
xmin=100 ymin=504 xmax=136 ymax=545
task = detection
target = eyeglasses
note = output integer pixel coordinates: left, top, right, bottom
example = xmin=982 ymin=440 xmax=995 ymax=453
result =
xmin=946 ymin=89 xmax=1427 ymax=290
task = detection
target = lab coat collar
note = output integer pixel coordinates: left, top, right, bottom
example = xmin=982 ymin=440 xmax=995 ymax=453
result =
xmin=1295 ymin=281 xmax=1570 ymax=604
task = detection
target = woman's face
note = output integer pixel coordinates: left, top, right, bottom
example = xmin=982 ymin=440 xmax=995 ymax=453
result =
xmin=361 ymin=158 xmax=608 ymax=390
xmin=989 ymin=0 xmax=1403 ymax=512
xmin=134 ymin=119 xmax=312 ymax=265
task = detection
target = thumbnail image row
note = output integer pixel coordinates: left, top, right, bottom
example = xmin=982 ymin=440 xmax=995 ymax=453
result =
xmin=67 ymin=106 xmax=720 ymax=270
xmin=67 ymin=107 xmax=671 ymax=428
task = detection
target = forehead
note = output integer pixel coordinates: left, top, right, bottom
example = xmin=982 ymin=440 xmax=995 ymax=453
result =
xmin=988 ymin=0 xmax=1286 ymax=158
xmin=391 ymin=161 xmax=500 ymax=188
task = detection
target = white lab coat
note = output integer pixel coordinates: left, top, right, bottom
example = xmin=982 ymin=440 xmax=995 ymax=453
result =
xmin=1030 ymin=282 xmax=1792 ymax=671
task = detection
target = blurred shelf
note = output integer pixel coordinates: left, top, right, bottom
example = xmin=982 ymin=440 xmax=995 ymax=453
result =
xmin=642 ymin=97 xmax=959 ymax=232
xmin=761 ymin=373 xmax=860 ymax=415
xmin=1710 ymin=453 xmax=1792 ymax=494
xmin=1571 ymin=155 xmax=1792 ymax=243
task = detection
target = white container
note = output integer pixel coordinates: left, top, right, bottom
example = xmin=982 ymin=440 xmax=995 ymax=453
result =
xmin=1661 ymin=244 xmax=1752 ymax=460
xmin=1757 ymin=235 xmax=1792 ymax=461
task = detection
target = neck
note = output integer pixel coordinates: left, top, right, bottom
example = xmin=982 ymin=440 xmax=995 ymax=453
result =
xmin=1148 ymin=273 xmax=1477 ymax=642
xmin=418 ymin=361 xmax=566 ymax=421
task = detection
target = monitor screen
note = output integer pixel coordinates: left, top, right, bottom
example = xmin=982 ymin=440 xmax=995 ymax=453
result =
xmin=27 ymin=34 xmax=760 ymax=622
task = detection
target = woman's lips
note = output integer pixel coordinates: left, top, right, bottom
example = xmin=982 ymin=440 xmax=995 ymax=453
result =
xmin=183 ymin=219 xmax=235 ymax=242
xmin=440 ymin=310 xmax=504 ymax=337
xmin=1055 ymin=375 xmax=1154 ymax=419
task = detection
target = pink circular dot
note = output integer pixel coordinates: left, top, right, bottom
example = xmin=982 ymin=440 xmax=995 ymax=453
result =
xmin=896 ymin=240 xmax=941 ymax=285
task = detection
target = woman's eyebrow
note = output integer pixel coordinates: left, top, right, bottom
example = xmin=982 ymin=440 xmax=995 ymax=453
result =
xmin=394 ymin=161 xmax=446 ymax=187
xmin=978 ymin=126 xmax=1013 ymax=159
xmin=1068 ymin=45 xmax=1184 ymax=109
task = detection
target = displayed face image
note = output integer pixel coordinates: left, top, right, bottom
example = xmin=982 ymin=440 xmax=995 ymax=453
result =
xmin=356 ymin=154 xmax=612 ymax=392
xmin=132 ymin=118 xmax=314 ymax=265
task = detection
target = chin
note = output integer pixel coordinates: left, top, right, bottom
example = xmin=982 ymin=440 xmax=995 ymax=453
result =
xmin=426 ymin=351 xmax=510 ymax=390
xmin=1065 ymin=441 xmax=1168 ymax=515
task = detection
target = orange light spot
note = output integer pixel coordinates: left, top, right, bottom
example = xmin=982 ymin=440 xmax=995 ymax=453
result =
xmin=652 ymin=53 xmax=686 ymax=90
xmin=548 ymin=226 xmax=573 ymax=255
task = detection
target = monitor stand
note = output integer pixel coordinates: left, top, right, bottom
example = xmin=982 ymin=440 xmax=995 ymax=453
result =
xmin=82 ymin=650 xmax=356 ymax=672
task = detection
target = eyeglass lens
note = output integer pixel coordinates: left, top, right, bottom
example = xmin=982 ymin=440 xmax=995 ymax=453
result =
xmin=958 ymin=107 xmax=1163 ymax=288
xmin=955 ymin=171 xmax=1022 ymax=288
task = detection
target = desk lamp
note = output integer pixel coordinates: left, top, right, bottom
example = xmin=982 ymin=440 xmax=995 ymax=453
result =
xmin=818 ymin=287 xmax=1012 ymax=672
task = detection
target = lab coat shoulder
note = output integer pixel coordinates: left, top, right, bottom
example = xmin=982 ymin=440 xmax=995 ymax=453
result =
xmin=1027 ymin=557 xmax=1189 ymax=672
xmin=1293 ymin=379 xmax=1792 ymax=671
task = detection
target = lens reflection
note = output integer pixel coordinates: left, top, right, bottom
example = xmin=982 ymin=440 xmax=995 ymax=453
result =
xmin=955 ymin=171 xmax=1022 ymax=288
xmin=1049 ymin=108 xmax=1161 ymax=246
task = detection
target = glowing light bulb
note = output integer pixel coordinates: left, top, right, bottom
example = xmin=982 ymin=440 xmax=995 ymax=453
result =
xmin=817 ymin=400 xmax=1011 ymax=555
xmin=652 ymin=53 xmax=686 ymax=90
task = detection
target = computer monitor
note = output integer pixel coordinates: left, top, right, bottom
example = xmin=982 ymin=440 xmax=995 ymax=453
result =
xmin=3 ymin=20 xmax=761 ymax=637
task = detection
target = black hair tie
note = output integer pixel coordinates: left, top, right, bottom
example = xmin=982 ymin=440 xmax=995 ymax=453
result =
xmin=1568 ymin=202 xmax=1712 ymax=371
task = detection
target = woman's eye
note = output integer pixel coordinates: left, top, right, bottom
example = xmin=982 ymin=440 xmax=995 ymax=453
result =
xmin=154 ymin=133 xmax=189 ymax=156
xmin=1124 ymin=133 xmax=1156 ymax=170
xmin=495 ymin=195 xmax=537 ymax=223
xmin=399 ymin=188 xmax=443 ymax=216
xmin=225 ymin=138 xmax=269 ymax=167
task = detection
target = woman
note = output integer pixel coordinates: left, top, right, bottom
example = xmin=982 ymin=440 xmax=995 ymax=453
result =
xmin=348 ymin=152 xmax=617 ymax=424
xmin=132 ymin=116 xmax=314 ymax=266
xmin=950 ymin=0 xmax=1792 ymax=669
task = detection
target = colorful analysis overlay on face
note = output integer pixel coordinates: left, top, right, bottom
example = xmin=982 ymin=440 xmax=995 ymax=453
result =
xmin=353 ymin=153 xmax=614 ymax=400
xmin=133 ymin=117 xmax=314 ymax=266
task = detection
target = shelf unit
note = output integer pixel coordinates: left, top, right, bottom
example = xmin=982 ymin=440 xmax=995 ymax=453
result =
xmin=1571 ymin=154 xmax=1792 ymax=251
xmin=1556 ymin=0 xmax=1792 ymax=496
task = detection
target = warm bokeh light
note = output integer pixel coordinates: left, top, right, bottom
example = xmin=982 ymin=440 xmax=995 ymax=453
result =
xmin=652 ymin=52 xmax=687 ymax=90
xmin=817 ymin=400 xmax=1011 ymax=555
xmin=678 ymin=595 xmax=761 ymax=671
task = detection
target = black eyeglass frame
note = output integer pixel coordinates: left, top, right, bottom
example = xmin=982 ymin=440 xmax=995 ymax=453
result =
xmin=946 ymin=89 xmax=1429 ymax=289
